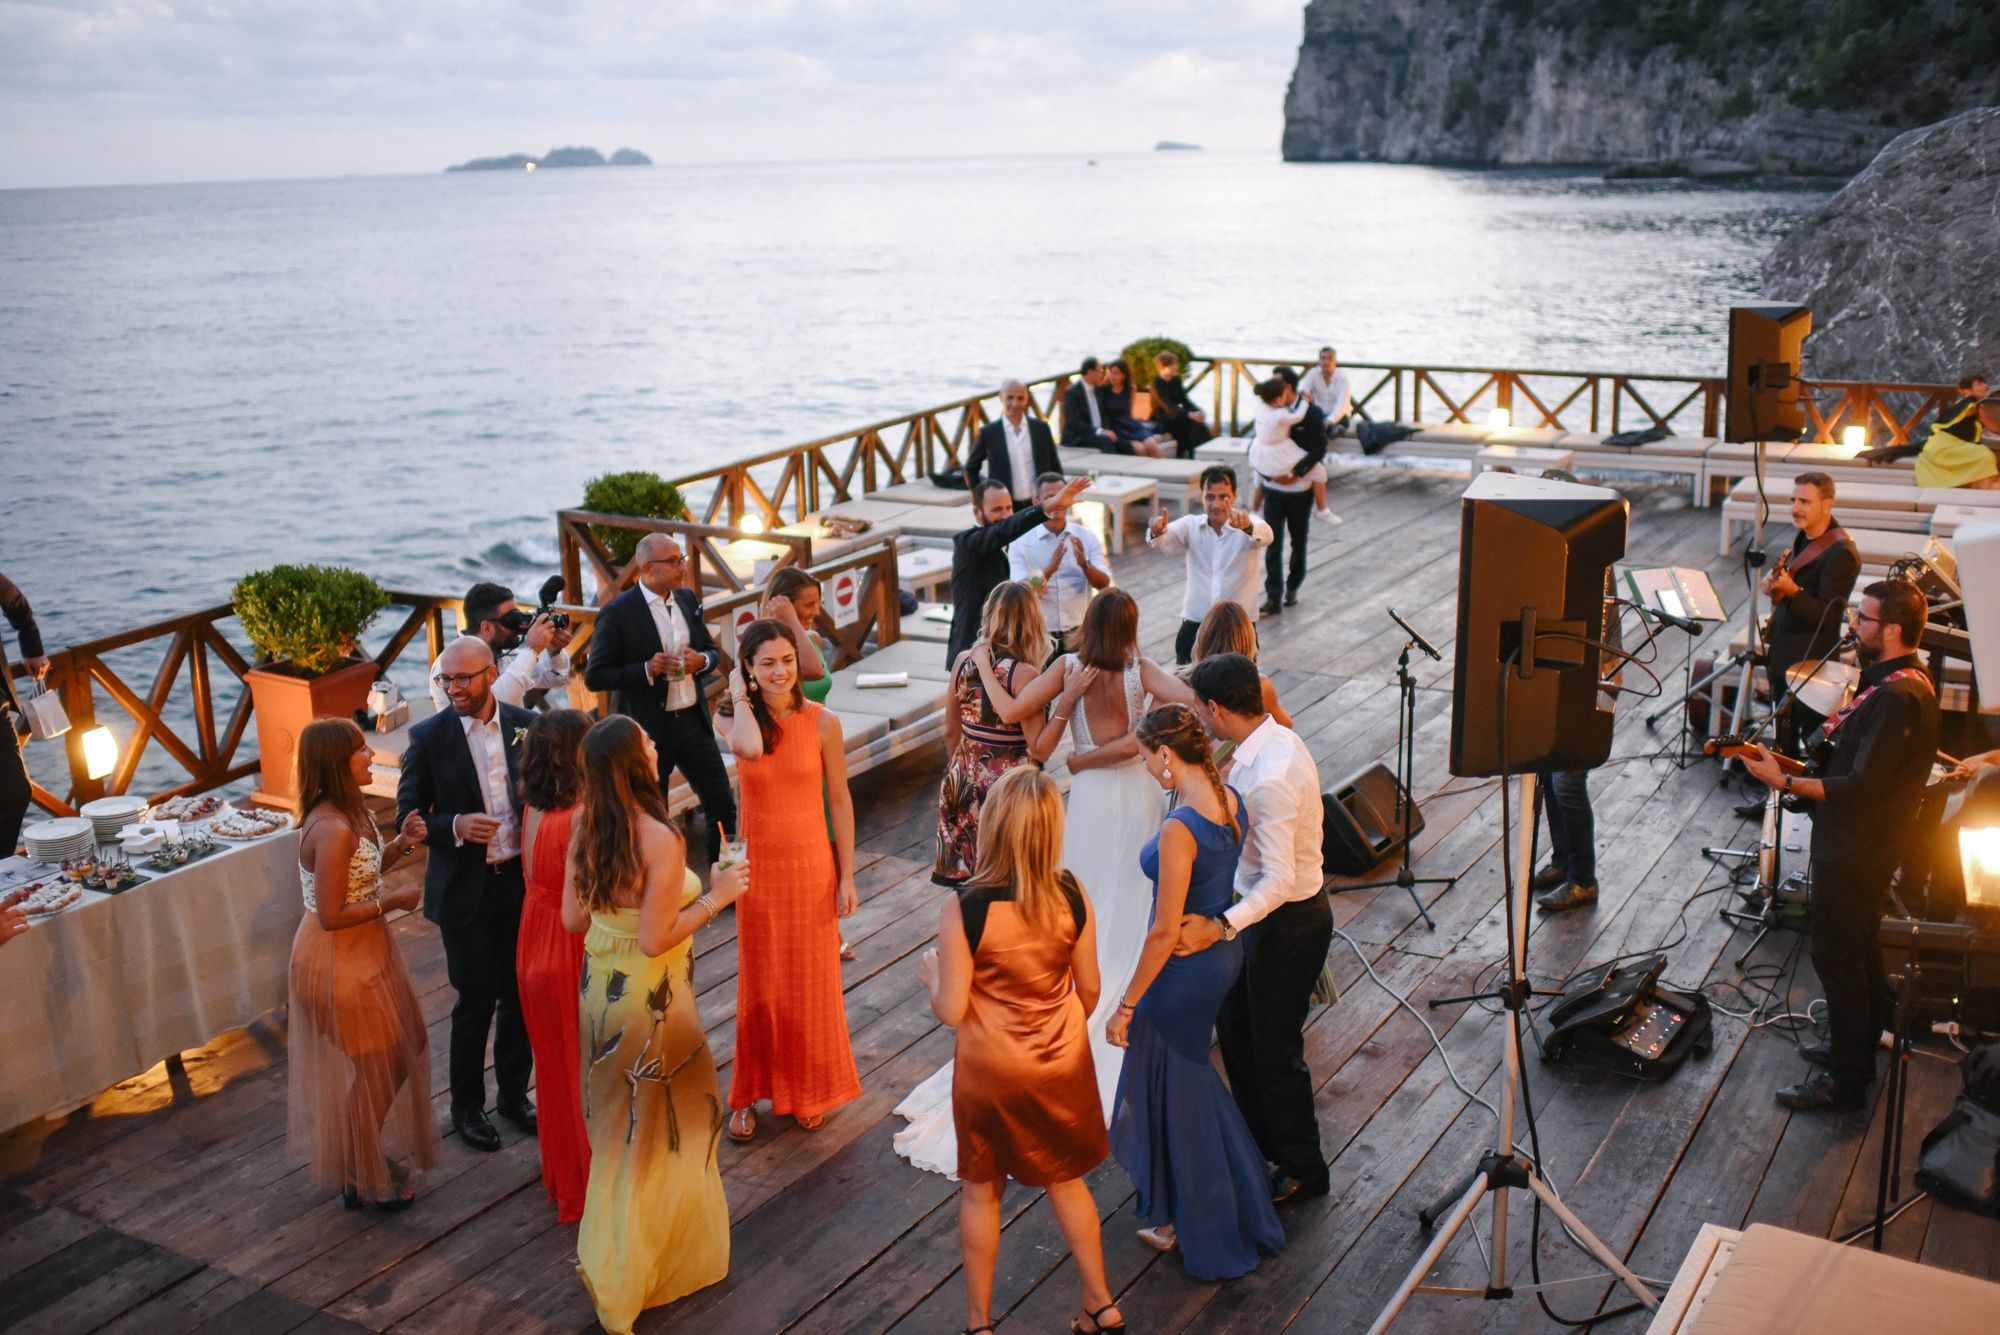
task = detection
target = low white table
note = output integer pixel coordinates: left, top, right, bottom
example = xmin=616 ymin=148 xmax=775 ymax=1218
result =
xmin=1075 ymin=474 xmax=1159 ymax=554
xmin=897 ymin=547 xmax=954 ymax=602
xmin=1471 ymin=444 xmax=1576 ymax=477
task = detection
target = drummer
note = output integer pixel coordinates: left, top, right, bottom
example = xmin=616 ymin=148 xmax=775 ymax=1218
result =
xmin=1762 ymin=472 xmax=1860 ymax=753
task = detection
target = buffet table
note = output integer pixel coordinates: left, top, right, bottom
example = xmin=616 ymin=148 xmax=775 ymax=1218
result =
xmin=0 ymin=829 xmax=302 ymax=1131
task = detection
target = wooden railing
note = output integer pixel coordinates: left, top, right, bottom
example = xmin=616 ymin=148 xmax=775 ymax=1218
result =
xmin=1797 ymin=380 xmax=1960 ymax=447
xmin=702 ymin=539 xmax=903 ymax=669
xmin=556 ymin=510 xmax=814 ymax=605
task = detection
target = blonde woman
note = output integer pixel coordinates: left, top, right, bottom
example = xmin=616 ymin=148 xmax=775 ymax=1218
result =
xmin=919 ymin=767 xmax=1123 ymax=1335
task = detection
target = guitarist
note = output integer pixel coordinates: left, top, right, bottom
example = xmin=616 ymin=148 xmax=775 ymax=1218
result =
xmin=1760 ymin=472 xmax=1860 ymax=753
xmin=1740 ymin=581 xmax=1939 ymax=1111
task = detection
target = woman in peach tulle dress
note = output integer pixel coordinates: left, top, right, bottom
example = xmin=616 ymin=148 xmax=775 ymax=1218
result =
xmin=287 ymin=718 xmax=439 ymax=1210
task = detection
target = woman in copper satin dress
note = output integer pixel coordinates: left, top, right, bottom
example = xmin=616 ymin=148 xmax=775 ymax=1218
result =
xmin=515 ymin=708 xmax=593 ymax=1222
xmin=720 ymin=618 xmax=862 ymax=1141
xmin=920 ymin=766 xmax=1125 ymax=1335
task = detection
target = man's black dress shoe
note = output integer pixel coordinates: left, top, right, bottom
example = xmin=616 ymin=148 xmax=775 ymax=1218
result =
xmin=1530 ymin=863 xmax=1568 ymax=892
xmin=498 ymin=1099 xmax=539 ymax=1136
xmin=1260 ymin=600 xmax=1283 ymax=616
xmin=1776 ymin=1075 xmax=1865 ymax=1111
xmin=1270 ymin=1170 xmax=1330 ymax=1204
xmin=1798 ymin=1039 xmax=1833 ymax=1067
xmin=1283 ymin=589 xmax=1300 ymax=607
xmin=1733 ymin=800 xmax=1768 ymax=819
xmin=454 ymin=1107 xmax=503 ymax=1152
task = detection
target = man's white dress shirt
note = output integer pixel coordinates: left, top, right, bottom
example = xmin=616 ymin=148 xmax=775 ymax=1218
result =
xmin=1007 ymin=520 xmax=1109 ymax=637
xmin=459 ymin=710 xmax=521 ymax=863
xmin=429 ymin=643 xmax=571 ymax=713
xmin=1149 ymin=512 xmax=1275 ymax=624
xmin=1224 ymin=716 xmax=1325 ymax=932
xmin=1299 ymin=366 xmax=1352 ymax=425
xmin=1001 ymin=415 xmax=1038 ymax=501
xmin=641 ymin=585 xmax=700 ymax=712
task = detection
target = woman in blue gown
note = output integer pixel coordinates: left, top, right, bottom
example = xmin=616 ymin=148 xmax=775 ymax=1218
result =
xmin=1106 ymin=704 xmax=1284 ymax=1280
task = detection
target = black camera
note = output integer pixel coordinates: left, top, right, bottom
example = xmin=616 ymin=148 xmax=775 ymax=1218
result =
xmin=498 ymin=576 xmax=571 ymax=633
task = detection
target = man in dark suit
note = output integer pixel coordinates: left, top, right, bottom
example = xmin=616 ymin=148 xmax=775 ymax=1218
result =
xmin=946 ymin=475 xmax=1090 ymax=667
xmin=1060 ymin=358 xmax=1120 ymax=453
xmin=582 ymin=532 xmax=736 ymax=865
xmin=397 ymin=637 xmax=536 ymax=1151
xmin=964 ymin=378 xmax=1061 ymax=504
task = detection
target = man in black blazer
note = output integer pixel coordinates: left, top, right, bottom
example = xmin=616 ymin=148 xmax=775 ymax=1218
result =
xmin=397 ymin=637 xmax=536 ymax=1151
xmin=965 ymin=378 xmax=1061 ymax=503
xmin=946 ymin=474 xmax=1090 ymax=668
xmin=582 ymin=532 xmax=737 ymax=865
xmin=1061 ymin=357 xmax=1120 ymax=453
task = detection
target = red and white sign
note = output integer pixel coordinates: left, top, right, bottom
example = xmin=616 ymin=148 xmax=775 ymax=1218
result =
xmin=730 ymin=605 xmax=758 ymax=654
xmin=830 ymin=570 xmax=860 ymax=628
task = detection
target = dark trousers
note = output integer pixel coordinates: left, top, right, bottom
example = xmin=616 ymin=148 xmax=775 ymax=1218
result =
xmin=1174 ymin=618 xmax=1202 ymax=666
xmin=1218 ymin=891 xmax=1333 ymax=1189
xmin=1159 ymin=415 xmax=1211 ymax=459
xmin=440 ymin=857 xmax=532 ymax=1116
xmin=0 ymin=721 xmax=30 ymax=855
xmin=648 ymin=705 xmax=737 ymax=867
xmin=1538 ymin=769 xmax=1596 ymax=887
xmin=1809 ymin=857 xmax=1893 ymax=1094
xmin=1263 ymin=490 xmax=1312 ymax=604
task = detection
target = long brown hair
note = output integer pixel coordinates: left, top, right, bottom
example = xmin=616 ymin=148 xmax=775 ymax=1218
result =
xmin=571 ymin=716 xmax=671 ymax=913
xmin=737 ymin=618 xmax=805 ymax=753
xmin=978 ymin=580 xmax=1047 ymax=669
xmin=294 ymin=716 xmax=372 ymax=839
xmin=967 ymin=766 xmax=1069 ymax=938
xmin=1075 ymin=587 xmax=1137 ymax=671
xmin=1137 ymin=704 xmax=1239 ymax=840
xmin=520 ymin=708 xmax=590 ymax=811
xmin=1193 ymin=600 xmax=1258 ymax=663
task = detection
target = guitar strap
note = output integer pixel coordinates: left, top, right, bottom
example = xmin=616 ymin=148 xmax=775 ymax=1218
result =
xmin=1817 ymin=666 xmax=1931 ymax=740
xmin=1789 ymin=525 xmax=1849 ymax=575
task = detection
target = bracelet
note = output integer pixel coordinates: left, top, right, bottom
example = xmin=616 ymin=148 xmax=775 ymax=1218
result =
xmin=1115 ymin=1002 xmax=1135 ymax=1014
xmin=697 ymin=894 xmax=720 ymax=925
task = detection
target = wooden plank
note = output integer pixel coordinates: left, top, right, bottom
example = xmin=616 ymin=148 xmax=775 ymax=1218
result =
xmin=7 ymin=1241 xmax=203 ymax=1335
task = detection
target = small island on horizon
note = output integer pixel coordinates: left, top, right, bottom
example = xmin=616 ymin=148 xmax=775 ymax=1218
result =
xmin=1154 ymin=141 xmax=1202 ymax=151
xmin=447 ymin=146 xmax=652 ymax=172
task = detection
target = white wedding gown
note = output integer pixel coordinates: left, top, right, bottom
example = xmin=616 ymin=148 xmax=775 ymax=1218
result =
xmin=895 ymin=657 xmax=1165 ymax=1178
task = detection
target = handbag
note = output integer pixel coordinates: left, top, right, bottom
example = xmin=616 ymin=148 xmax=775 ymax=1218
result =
xmin=20 ymin=677 xmax=69 ymax=741
xmin=1915 ymin=1097 xmax=2000 ymax=1217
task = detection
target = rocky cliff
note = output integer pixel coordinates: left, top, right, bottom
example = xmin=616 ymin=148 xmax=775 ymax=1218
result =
xmin=1283 ymin=0 xmax=1999 ymax=175
xmin=1763 ymin=107 xmax=2000 ymax=382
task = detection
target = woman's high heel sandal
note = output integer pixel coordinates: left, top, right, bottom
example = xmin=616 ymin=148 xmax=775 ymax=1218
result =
xmin=1072 ymin=1303 xmax=1125 ymax=1333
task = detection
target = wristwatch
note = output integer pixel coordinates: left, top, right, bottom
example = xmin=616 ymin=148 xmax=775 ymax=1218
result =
xmin=1213 ymin=913 xmax=1237 ymax=943
xmin=1783 ymin=774 xmax=1794 ymax=793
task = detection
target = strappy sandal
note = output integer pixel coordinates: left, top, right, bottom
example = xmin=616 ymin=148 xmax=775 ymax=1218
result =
xmin=1072 ymin=1303 xmax=1125 ymax=1333
xmin=964 ymin=1327 xmax=994 ymax=1334
xmin=839 ymin=939 xmax=857 ymax=961
xmin=796 ymin=1112 xmax=825 ymax=1132
xmin=727 ymin=1107 xmax=756 ymax=1142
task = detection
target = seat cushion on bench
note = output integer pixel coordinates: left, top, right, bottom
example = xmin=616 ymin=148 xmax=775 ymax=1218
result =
xmin=824 ymin=706 xmax=893 ymax=749
xmin=1920 ymin=487 xmax=2000 ymax=508
xmin=843 ymin=638 xmax=955 ymax=683
xmin=876 ymin=480 xmax=980 ymax=506
xmin=1727 ymin=478 xmax=1918 ymax=510
xmin=1839 ymin=527 xmax=1933 ymax=567
xmin=823 ymin=676 xmax=948 ymax=732
xmin=810 ymin=499 xmax=928 ymax=527
xmin=1682 ymin=1222 xmax=2000 ymax=1335
xmin=890 ymin=504 xmax=979 ymax=539
xmin=1484 ymin=427 xmax=1571 ymax=445
xmin=1407 ymin=422 xmax=1493 ymax=444
xmin=1707 ymin=441 xmax=1796 ymax=464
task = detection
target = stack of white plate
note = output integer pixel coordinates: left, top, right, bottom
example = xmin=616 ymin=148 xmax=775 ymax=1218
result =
xmin=80 ymin=795 xmax=148 ymax=844
xmin=23 ymin=817 xmax=95 ymax=864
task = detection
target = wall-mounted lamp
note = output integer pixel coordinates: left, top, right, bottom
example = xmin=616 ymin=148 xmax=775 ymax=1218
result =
xmin=1488 ymin=408 xmax=1511 ymax=430
xmin=1843 ymin=424 xmax=1867 ymax=450
xmin=81 ymin=726 xmax=118 ymax=780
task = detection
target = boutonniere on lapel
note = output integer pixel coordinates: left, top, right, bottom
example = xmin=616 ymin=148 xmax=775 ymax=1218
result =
xmin=511 ymin=727 xmax=529 ymax=748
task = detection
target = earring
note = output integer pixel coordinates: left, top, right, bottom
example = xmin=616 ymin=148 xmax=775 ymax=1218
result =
xmin=1162 ymin=762 xmax=1173 ymax=785
xmin=749 ymin=680 xmax=759 ymax=692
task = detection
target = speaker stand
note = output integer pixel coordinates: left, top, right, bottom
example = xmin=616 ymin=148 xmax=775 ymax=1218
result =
xmin=1346 ymin=641 xmax=1450 ymax=931
xmin=1365 ymin=774 xmax=1659 ymax=1335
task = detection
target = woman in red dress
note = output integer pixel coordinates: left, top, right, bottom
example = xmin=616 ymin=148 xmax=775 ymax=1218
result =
xmin=720 ymin=618 xmax=863 ymax=1140
xmin=515 ymin=708 xmax=593 ymax=1221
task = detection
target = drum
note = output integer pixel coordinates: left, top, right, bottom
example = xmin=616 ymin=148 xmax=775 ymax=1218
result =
xmin=1784 ymin=658 xmax=1858 ymax=717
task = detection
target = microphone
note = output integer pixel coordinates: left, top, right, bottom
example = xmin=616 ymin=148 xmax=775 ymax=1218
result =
xmin=1638 ymin=604 xmax=1702 ymax=635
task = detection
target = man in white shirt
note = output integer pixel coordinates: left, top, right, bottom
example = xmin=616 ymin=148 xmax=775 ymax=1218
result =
xmin=1147 ymin=465 xmax=1275 ymax=664
xmin=428 ymin=581 xmax=574 ymax=713
xmin=1007 ymin=471 xmax=1113 ymax=659
xmin=1298 ymin=346 xmax=1353 ymax=432
xmin=1176 ymin=652 xmax=1332 ymax=1202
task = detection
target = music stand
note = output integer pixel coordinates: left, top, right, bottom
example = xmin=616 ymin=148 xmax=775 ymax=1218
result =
xmin=1345 ymin=609 xmax=1455 ymax=931
xmin=1627 ymin=566 xmax=1728 ymax=765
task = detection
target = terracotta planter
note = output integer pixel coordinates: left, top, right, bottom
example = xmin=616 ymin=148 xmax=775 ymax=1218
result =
xmin=246 ymin=658 xmax=379 ymax=805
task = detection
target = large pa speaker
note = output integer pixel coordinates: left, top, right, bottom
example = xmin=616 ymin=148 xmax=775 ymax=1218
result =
xmin=1322 ymin=762 xmax=1423 ymax=875
xmin=1725 ymin=304 xmax=1812 ymax=443
xmin=1450 ymin=473 xmax=1627 ymax=778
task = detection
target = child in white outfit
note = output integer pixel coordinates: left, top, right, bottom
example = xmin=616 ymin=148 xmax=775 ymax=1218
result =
xmin=1246 ymin=382 xmax=1339 ymax=525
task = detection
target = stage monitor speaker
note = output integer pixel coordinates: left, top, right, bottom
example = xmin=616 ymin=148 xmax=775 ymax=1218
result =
xmin=1450 ymin=473 xmax=1627 ymax=778
xmin=1322 ymin=762 xmax=1423 ymax=875
xmin=1725 ymin=304 xmax=1812 ymax=442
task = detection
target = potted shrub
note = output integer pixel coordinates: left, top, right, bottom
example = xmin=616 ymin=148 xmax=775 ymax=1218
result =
xmin=234 ymin=564 xmax=390 ymax=803
xmin=582 ymin=471 xmax=688 ymax=569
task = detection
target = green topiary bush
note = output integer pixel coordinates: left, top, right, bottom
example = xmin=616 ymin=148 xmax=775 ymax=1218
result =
xmin=233 ymin=565 xmax=389 ymax=676
xmin=582 ymin=471 xmax=688 ymax=565
xmin=1120 ymin=337 xmax=1196 ymax=391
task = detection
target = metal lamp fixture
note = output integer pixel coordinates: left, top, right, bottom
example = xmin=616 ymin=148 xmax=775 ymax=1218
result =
xmin=81 ymin=726 xmax=118 ymax=780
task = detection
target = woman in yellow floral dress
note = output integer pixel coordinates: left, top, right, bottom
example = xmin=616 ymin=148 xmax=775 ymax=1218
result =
xmin=562 ymin=716 xmax=750 ymax=1335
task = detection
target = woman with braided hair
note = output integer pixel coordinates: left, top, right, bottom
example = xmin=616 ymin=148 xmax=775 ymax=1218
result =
xmin=1104 ymin=704 xmax=1284 ymax=1279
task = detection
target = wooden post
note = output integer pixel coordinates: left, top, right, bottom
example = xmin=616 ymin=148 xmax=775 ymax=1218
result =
xmin=1703 ymin=380 xmax=1721 ymax=438
xmin=561 ymin=521 xmax=584 ymax=605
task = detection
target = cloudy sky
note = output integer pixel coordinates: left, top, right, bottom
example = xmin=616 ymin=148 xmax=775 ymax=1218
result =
xmin=0 ymin=1 xmax=1308 ymax=189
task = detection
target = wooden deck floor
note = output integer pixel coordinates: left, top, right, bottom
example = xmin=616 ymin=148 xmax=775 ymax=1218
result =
xmin=6 ymin=464 xmax=1998 ymax=1334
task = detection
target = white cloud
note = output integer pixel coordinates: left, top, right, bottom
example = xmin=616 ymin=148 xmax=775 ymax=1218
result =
xmin=0 ymin=1 xmax=1307 ymax=187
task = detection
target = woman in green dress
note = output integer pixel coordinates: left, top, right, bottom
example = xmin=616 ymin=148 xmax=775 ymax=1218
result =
xmin=562 ymin=716 xmax=750 ymax=1335
xmin=764 ymin=566 xmax=833 ymax=704
xmin=1913 ymin=373 xmax=2000 ymax=489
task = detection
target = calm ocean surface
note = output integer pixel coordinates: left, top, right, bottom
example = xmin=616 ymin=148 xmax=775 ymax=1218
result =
xmin=3 ymin=150 xmax=1827 ymax=735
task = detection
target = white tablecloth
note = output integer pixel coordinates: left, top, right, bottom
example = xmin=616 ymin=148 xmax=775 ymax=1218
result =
xmin=0 ymin=831 xmax=302 ymax=1131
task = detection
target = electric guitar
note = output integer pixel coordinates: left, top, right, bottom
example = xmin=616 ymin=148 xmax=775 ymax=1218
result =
xmin=1702 ymin=735 xmax=1809 ymax=776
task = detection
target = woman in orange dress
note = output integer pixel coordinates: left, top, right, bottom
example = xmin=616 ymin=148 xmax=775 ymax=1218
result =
xmin=919 ymin=766 xmax=1123 ymax=1335
xmin=287 ymin=717 xmax=440 ymax=1210
xmin=720 ymin=618 xmax=863 ymax=1140
xmin=515 ymin=707 xmax=593 ymax=1222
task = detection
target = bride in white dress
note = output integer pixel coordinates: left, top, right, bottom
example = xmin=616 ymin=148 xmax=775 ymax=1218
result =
xmin=894 ymin=588 xmax=1196 ymax=1177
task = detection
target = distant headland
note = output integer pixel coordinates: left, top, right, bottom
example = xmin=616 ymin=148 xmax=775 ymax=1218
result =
xmin=446 ymin=146 xmax=652 ymax=173
xmin=1154 ymin=141 xmax=1202 ymax=151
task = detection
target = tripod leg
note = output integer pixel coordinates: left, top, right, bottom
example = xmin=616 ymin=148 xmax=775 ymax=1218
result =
xmin=1420 ymin=1164 xmax=1483 ymax=1229
xmin=1522 ymin=1173 xmax=1659 ymax=1310
xmin=1365 ymin=1173 xmax=1490 ymax=1335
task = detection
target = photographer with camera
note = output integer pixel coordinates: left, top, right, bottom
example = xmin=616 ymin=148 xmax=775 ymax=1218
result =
xmin=430 ymin=580 xmax=575 ymax=713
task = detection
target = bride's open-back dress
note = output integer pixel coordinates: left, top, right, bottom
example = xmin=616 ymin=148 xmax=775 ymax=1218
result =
xmin=894 ymin=654 xmax=1164 ymax=1177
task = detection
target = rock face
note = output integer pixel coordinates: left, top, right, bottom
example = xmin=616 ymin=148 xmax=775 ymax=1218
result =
xmin=1764 ymin=108 xmax=2000 ymax=383
xmin=1282 ymin=0 xmax=1997 ymax=174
